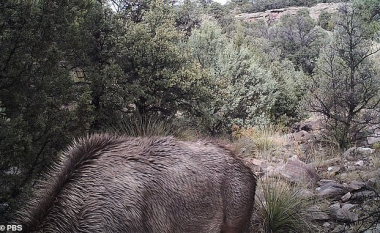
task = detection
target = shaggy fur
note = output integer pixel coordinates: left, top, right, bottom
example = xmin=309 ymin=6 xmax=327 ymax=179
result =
xmin=17 ymin=134 xmax=256 ymax=233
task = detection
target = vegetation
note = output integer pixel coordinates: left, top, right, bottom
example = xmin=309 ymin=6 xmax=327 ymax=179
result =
xmin=305 ymin=4 xmax=380 ymax=148
xmin=1 ymin=0 xmax=379 ymax=228
xmin=254 ymin=178 xmax=314 ymax=233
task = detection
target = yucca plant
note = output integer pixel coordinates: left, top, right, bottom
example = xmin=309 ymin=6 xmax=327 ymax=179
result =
xmin=255 ymin=178 xmax=313 ymax=233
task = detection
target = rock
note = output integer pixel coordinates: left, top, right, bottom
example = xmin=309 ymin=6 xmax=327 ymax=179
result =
xmin=317 ymin=182 xmax=346 ymax=199
xmin=341 ymin=203 xmax=356 ymax=210
xmin=318 ymin=179 xmax=337 ymax=186
xmin=278 ymin=158 xmax=319 ymax=184
xmin=323 ymin=222 xmax=331 ymax=228
xmin=364 ymin=223 xmax=380 ymax=233
xmin=351 ymin=190 xmax=377 ymax=201
xmin=332 ymin=225 xmax=345 ymax=233
xmin=291 ymin=130 xmax=313 ymax=143
xmin=355 ymin=160 xmax=364 ymax=166
xmin=236 ymin=3 xmax=342 ymax=24
xmin=347 ymin=181 xmax=366 ymax=191
xmin=318 ymin=157 xmax=341 ymax=167
xmin=329 ymin=202 xmax=341 ymax=210
xmin=329 ymin=206 xmax=358 ymax=222
xmin=367 ymin=128 xmax=380 ymax=145
xmin=357 ymin=147 xmax=375 ymax=154
xmin=367 ymin=136 xmax=380 ymax=145
xmin=366 ymin=178 xmax=377 ymax=189
xmin=307 ymin=205 xmax=329 ymax=220
xmin=343 ymin=147 xmax=375 ymax=161
xmin=328 ymin=166 xmax=341 ymax=176
xmin=341 ymin=192 xmax=352 ymax=202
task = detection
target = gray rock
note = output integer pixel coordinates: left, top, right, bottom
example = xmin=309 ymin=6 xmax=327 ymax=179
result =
xmin=323 ymin=222 xmax=331 ymax=228
xmin=341 ymin=203 xmax=356 ymax=210
xmin=366 ymin=178 xmax=378 ymax=189
xmin=343 ymin=147 xmax=375 ymax=161
xmin=332 ymin=225 xmax=346 ymax=233
xmin=341 ymin=192 xmax=352 ymax=202
xmin=347 ymin=180 xmax=366 ymax=191
xmin=317 ymin=182 xmax=346 ymax=199
xmin=278 ymin=158 xmax=319 ymax=184
xmin=364 ymin=223 xmax=380 ymax=233
xmin=330 ymin=207 xmax=358 ymax=222
xmin=328 ymin=166 xmax=341 ymax=176
xmin=329 ymin=202 xmax=341 ymax=210
xmin=291 ymin=130 xmax=313 ymax=143
xmin=367 ymin=128 xmax=380 ymax=145
xmin=357 ymin=147 xmax=375 ymax=155
xmin=367 ymin=136 xmax=380 ymax=145
xmin=355 ymin=160 xmax=364 ymax=166
xmin=351 ymin=190 xmax=377 ymax=201
xmin=307 ymin=205 xmax=329 ymax=220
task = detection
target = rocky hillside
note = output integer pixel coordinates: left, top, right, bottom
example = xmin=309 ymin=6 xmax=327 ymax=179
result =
xmin=236 ymin=2 xmax=343 ymax=23
xmin=235 ymin=118 xmax=380 ymax=232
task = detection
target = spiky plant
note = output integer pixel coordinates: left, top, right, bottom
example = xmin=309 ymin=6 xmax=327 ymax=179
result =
xmin=255 ymin=178 xmax=313 ymax=233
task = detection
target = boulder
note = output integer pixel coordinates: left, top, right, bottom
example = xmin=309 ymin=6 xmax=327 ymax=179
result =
xmin=341 ymin=192 xmax=352 ymax=202
xmin=367 ymin=128 xmax=380 ymax=145
xmin=307 ymin=205 xmax=329 ymax=220
xmin=351 ymin=190 xmax=377 ymax=201
xmin=291 ymin=130 xmax=313 ymax=143
xmin=317 ymin=181 xmax=346 ymax=199
xmin=347 ymin=181 xmax=366 ymax=191
xmin=329 ymin=203 xmax=358 ymax=222
xmin=278 ymin=157 xmax=319 ymax=185
xmin=328 ymin=166 xmax=341 ymax=176
xmin=343 ymin=147 xmax=375 ymax=161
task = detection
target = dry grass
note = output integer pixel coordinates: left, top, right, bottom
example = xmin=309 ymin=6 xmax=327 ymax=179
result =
xmin=235 ymin=125 xmax=289 ymax=162
xmin=253 ymin=177 xmax=316 ymax=233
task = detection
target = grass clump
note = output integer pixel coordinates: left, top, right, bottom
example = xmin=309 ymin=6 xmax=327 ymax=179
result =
xmin=234 ymin=125 xmax=287 ymax=160
xmin=254 ymin=178 xmax=314 ymax=233
xmin=108 ymin=115 xmax=176 ymax=137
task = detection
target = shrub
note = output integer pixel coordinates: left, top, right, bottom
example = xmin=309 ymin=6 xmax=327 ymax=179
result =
xmin=254 ymin=178 xmax=314 ymax=233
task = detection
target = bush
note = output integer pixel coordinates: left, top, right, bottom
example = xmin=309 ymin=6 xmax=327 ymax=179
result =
xmin=254 ymin=178 xmax=314 ymax=233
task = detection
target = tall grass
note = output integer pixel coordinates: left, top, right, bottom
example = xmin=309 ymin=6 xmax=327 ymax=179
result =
xmin=235 ymin=125 xmax=287 ymax=159
xmin=109 ymin=115 xmax=175 ymax=137
xmin=254 ymin=178 xmax=314 ymax=233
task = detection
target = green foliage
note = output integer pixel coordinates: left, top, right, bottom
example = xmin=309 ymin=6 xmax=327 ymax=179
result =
xmin=318 ymin=10 xmax=334 ymax=31
xmin=353 ymin=0 xmax=380 ymax=37
xmin=271 ymin=9 xmax=327 ymax=74
xmin=174 ymin=0 xmax=203 ymax=36
xmin=306 ymin=4 xmax=380 ymax=148
xmin=187 ymin=19 xmax=277 ymax=135
xmin=269 ymin=60 xmax=307 ymax=126
xmin=114 ymin=0 xmax=205 ymax=120
xmin=255 ymin=178 xmax=314 ymax=233
xmin=0 ymin=0 xmax=95 ymax=220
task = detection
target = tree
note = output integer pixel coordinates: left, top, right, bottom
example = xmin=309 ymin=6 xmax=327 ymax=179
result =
xmin=174 ymin=0 xmax=203 ymax=36
xmin=113 ymin=0 xmax=205 ymax=120
xmin=187 ymin=20 xmax=277 ymax=135
xmin=0 ymin=0 xmax=95 ymax=221
xmin=306 ymin=4 xmax=380 ymax=148
xmin=269 ymin=60 xmax=307 ymax=126
xmin=271 ymin=9 xmax=326 ymax=74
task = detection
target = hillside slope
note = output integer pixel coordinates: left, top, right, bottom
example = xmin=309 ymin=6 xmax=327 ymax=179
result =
xmin=236 ymin=2 xmax=343 ymax=22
